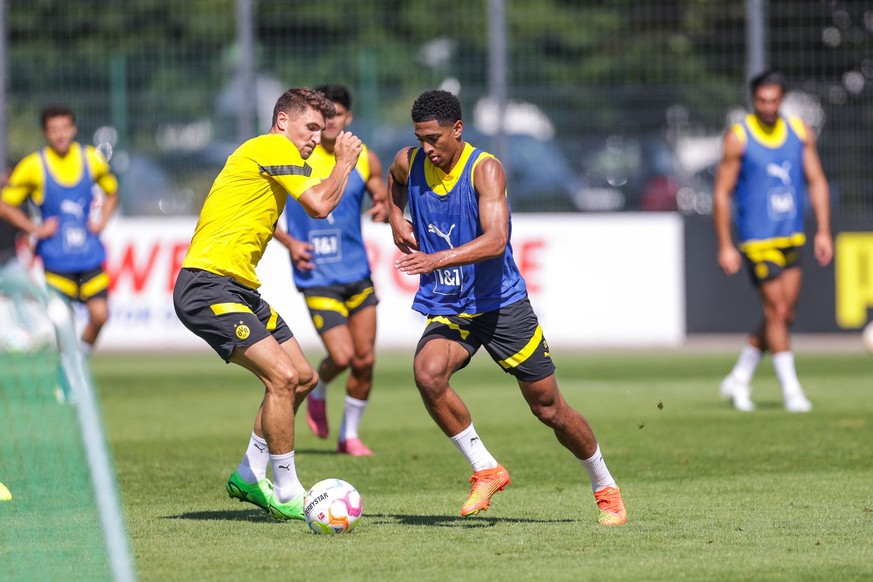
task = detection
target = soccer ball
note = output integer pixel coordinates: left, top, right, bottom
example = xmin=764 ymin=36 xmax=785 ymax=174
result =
xmin=862 ymin=322 xmax=873 ymax=354
xmin=304 ymin=478 xmax=363 ymax=534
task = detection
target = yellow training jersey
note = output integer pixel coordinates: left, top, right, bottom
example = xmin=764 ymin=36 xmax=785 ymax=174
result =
xmin=182 ymin=133 xmax=321 ymax=289
xmin=1 ymin=143 xmax=118 ymax=206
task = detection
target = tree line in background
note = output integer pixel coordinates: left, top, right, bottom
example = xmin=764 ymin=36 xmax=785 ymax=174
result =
xmin=5 ymin=0 xmax=870 ymax=214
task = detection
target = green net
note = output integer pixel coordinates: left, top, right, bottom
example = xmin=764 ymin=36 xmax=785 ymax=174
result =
xmin=0 ymin=270 xmax=134 ymax=581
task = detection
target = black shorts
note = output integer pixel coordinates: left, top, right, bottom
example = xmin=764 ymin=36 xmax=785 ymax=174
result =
xmin=300 ymin=277 xmax=378 ymax=334
xmin=173 ymin=268 xmax=294 ymax=361
xmin=44 ymin=266 xmax=109 ymax=302
xmin=742 ymin=244 xmax=803 ymax=286
xmin=417 ymin=297 xmax=556 ymax=383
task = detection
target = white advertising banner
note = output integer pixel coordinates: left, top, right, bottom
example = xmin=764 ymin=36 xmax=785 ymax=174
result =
xmin=98 ymin=214 xmax=685 ymax=352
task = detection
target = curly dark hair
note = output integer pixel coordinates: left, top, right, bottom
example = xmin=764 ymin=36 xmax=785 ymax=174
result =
xmin=271 ymin=87 xmax=336 ymax=127
xmin=411 ymin=90 xmax=462 ymax=126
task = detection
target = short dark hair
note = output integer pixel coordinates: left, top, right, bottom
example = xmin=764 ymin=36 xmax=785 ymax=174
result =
xmin=749 ymin=70 xmax=787 ymax=96
xmin=271 ymin=87 xmax=336 ymax=127
xmin=411 ymin=90 xmax=462 ymax=126
xmin=315 ymin=84 xmax=352 ymax=111
xmin=41 ymin=105 xmax=75 ymax=129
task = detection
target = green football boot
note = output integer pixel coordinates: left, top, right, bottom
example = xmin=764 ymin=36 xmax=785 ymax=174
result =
xmin=226 ymin=471 xmax=272 ymax=512
xmin=267 ymin=491 xmax=306 ymax=521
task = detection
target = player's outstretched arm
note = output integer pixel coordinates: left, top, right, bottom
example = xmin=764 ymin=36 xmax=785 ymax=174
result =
xmin=297 ymin=130 xmax=362 ymax=219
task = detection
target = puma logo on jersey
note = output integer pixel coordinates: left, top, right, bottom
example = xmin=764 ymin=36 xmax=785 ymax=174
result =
xmin=766 ymin=162 xmax=792 ymax=185
xmin=428 ymin=223 xmax=456 ymax=249
xmin=60 ymin=198 xmax=86 ymax=219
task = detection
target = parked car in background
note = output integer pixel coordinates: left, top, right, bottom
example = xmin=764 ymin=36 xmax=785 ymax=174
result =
xmin=563 ymin=135 xmax=711 ymax=213
xmin=373 ymin=127 xmax=711 ymax=214
xmin=112 ymin=152 xmax=194 ymax=216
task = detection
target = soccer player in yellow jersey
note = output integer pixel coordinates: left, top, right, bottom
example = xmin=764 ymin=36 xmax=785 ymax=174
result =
xmin=0 ymin=105 xmax=119 ymax=353
xmin=173 ymin=87 xmax=362 ymax=521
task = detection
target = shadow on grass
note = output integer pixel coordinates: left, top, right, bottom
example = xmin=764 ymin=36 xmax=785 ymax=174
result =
xmin=165 ymin=509 xmax=272 ymax=522
xmin=715 ymin=400 xmax=792 ymax=412
xmin=164 ymin=510 xmax=576 ymax=527
xmin=366 ymin=513 xmax=576 ymax=527
xmin=294 ymin=448 xmax=348 ymax=456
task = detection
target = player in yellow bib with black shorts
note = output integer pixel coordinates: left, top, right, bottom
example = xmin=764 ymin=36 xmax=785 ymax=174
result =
xmin=173 ymin=88 xmax=362 ymax=522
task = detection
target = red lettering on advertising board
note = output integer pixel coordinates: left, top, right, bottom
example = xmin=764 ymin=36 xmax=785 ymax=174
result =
xmin=168 ymin=242 xmax=189 ymax=291
xmin=108 ymin=242 xmax=161 ymax=293
xmin=517 ymin=239 xmax=544 ymax=294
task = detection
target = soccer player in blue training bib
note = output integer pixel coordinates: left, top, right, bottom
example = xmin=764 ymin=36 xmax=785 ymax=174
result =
xmin=713 ymin=70 xmax=833 ymax=413
xmin=173 ymin=88 xmax=362 ymax=522
xmin=274 ymin=84 xmax=388 ymax=457
xmin=386 ymin=90 xmax=627 ymax=526
xmin=0 ymin=105 xmax=119 ymax=353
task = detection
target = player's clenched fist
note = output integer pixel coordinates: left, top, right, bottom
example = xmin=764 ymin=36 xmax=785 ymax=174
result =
xmin=334 ymin=131 xmax=362 ymax=168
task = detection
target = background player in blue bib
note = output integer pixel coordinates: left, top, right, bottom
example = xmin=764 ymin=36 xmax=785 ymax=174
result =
xmin=274 ymin=84 xmax=388 ymax=456
xmin=387 ymin=90 xmax=626 ymax=525
xmin=713 ymin=71 xmax=833 ymax=412
xmin=0 ymin=105 xmax=120 ymax=353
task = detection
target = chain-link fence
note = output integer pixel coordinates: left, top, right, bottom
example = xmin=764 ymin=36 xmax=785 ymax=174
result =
xmin=4 ymin=0 xmax=871 ymax=217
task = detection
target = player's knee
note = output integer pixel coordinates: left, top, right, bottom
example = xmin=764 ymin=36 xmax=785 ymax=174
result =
xmin=297 ymin=369 xmax=318 ymax=396
xmin=328 ymin=347 xmax=353 ymax=371
xmin=266 ymin=365 xmax=301 ymax=397
xmin=350 ymin=351 xmax=374 ymax=376
xmin=90 ymin=308 xmax=109 ymax=328
xmin=413 ymin=358 xmax=448 ymax=396
xmin=297 ymin=374 xmax=318 ymax=396
xmin=764 ymin=300 xmax=790 ymax=323
xmin=529 ymin=400 xmax=562 ymax=428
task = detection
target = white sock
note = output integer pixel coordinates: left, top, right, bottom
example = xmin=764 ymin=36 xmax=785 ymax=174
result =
xmin=773 ymin=351 xmax=803 ymax=397
xmin=236 ymin=432 xmax=269 ymax=483
xmin=339 ymin=396 xmax=367 ymax=441
xmin=310 ymin=378 xmax=327 ymax=400
xmin=729 ymin=344 xmax=762 ymax=384
xmin=269 ymin=450 xmax=305 ymax=502
xmin=450 ymin=424 xmax=498 ymax=472
xmin=579 ymin=445 xmax=616 ymax=492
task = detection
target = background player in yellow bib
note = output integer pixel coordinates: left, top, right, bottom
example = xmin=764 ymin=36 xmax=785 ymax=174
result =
xmin=0 ymin=105 xmax=119 ymax=353
xmin=274 ymin=84 xmax=388 ymax=457
xmin=713 ymin=71 xmax=832 ymax=412
xmin=173 ymin=87 xmax=362 ymax=521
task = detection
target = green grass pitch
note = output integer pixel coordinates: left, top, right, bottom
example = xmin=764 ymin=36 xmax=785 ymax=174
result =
xmin=93 ymin=349 xmax=873 ymax=581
